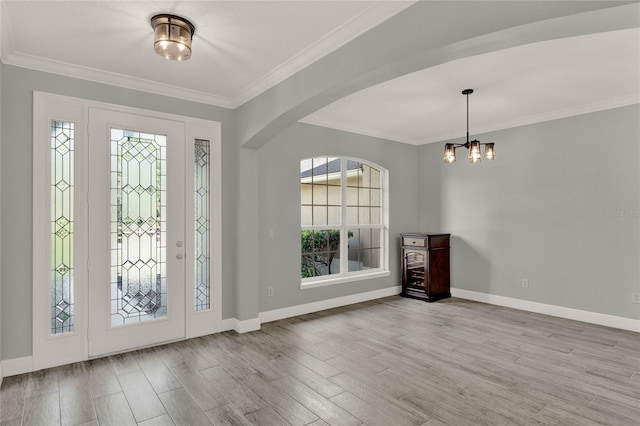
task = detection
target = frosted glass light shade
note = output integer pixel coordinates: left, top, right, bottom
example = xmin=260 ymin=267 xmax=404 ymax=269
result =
xmin=151 ymin=14 xmax=195 ymax=61
xmin=484 ymin=143 xmax=496 ymax=160
xmin=469 ymin=140 xmax=482 ymax=163
xmin=443 ymin=144 xmax=456 ymax=163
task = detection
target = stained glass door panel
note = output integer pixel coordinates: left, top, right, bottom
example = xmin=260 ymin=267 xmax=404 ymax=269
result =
xmin=88 ymin=109 xmax=185 ymax=357
xmin=111 ymin=129 xmax=168 ymax=325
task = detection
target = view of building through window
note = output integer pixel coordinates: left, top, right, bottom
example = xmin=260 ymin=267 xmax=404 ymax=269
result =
xmin=301 ymin=157 xmax=385 ymax=282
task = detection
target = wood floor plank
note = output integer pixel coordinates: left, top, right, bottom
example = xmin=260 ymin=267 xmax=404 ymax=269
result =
xmin=0 ymin=374 xmax=29 ymax=423
xmin=3 ymin=297 xmax=639 ymax=426
xmin=58 ymin=362 xmax=97 ymax=426
xmin=204 ymin=404 xmax=253 ymax=426
xmin=200 ymin=366 xmax=266 ymax=415
xmin=329 ymin=391 xmax=399 ymax=426
xmin=86 ymin=357 xmax=122 ymax=399
xmin=329 ymin=373 xmax=429 ymax=426
xmin=243 ymin=406 xmax=290 ymax=426
xmin=169 ymin=363 xmax=227 ymax=411
xmin=242 ymin=373 xmax=319 ymax=426
xmin=175 ymin=338 xmax=220 ymax=371
xmin=117 ymin=369 xmax=167 ymax=422
xmin=137 ymin=413 xmax=176 ymax=426
xmin=272 ymin=375 xmax=360 ymax=426
xmin=25 ymin=367 xmax=59 ymax=397
xmin=75 ymin=419 xmax=99 ymax=426
xmin=157 ymin=388 xmax=212 ymax=426
xmin=269 ymin=354 xmax=346 ymax=399
xmin=136 ymin=348 xmax=182 ymax=394
xmin=93 ymin=392 xmax=136 ymax=426
xmin=22 ymin=391 xmax=60 ymax=426
xmin=109 ymin=351 xmax=141 ymax=376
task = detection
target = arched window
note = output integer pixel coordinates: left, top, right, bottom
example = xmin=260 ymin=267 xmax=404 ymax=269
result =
xmin=300 ymin=157 xmax=388 ymax=287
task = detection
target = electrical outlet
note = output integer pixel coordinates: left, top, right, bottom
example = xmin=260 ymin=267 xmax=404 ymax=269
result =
xmin=521 ymin=279 xmax=529 ymax=288
xmin=267 ymin=286 xmax=274 ymax=297
xmin=267 ymin=229 xmax=274 ymax=239
xmin=632 ymin=293 xmax=640 ymax=304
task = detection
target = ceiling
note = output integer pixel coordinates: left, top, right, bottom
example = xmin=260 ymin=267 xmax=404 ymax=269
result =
xmin=1 ymin=1 xmax=414 ymax=107
xmin=1 ymin=1 xmax=638 ymax=146
xmin=302 ymin=28 xmax=640 ymax=145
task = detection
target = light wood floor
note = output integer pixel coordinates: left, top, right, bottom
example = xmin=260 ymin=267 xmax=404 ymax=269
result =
xmin=1 ymin=296 xmax=639 ymax=426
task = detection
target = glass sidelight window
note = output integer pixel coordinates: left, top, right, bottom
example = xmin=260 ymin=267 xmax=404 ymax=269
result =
xmin=51 ymin=120 xmax=75 ymax=334
xmin=194 ymin=139 xmax=211 ymax=311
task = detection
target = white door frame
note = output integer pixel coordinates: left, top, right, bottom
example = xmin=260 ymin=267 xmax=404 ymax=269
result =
xmin=87 ymin=109 xmax=186 ymax=357
xmin=33 ymin=92 xmax=222 ymax=370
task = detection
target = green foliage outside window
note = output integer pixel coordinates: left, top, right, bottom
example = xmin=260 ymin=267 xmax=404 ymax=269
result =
xmin=301 ymin=230 xmax=352 ymax=278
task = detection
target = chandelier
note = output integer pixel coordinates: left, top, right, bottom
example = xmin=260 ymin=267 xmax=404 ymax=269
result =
xmin=444 ymin=89 xmax=496 ymax=164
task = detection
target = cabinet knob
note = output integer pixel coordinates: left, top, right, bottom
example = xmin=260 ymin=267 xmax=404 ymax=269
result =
xmin=176 ymin=253 xmax=184 ymax=260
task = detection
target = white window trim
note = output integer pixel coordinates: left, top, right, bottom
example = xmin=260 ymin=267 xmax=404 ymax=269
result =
xmin=301 ymin=157 xmax=389 ymax=289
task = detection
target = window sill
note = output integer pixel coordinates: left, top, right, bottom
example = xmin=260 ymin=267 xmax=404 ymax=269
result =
xmin=301 ymin=270 xmax=391 ymax=290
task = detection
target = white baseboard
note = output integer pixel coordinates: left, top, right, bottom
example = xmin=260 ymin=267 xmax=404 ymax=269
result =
xmin=221 ymin=317 xmax=261 ymax=334
xmin=259 ymin=285 xmax=402 ymax=324
xmin=1 ymin=356 xmax=33 ymax=378
xmin=214 ymin=286 xmax=402 ymax=333
xmin=451 ymin=288 xmax=640 ymax=332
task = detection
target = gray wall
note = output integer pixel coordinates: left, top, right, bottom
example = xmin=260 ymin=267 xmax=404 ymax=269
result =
xmin=257 ymin=123 xmax=420 ymax=312
xmin=1 ymin=62 xmax=638 ymax=362
xmin=419 ymin=105 xmax=640 ymax=320
xmin=0 ymin=60 xmax=3 ymax=368
xmin=0 ymin=64 xmax=238 ymax=360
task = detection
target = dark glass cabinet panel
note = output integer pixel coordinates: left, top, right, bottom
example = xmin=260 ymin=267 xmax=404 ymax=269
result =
xmin=405 ymin=251 xmax=425 ymax=291
xmin=401 ymin=233 xmax=450 ymax=302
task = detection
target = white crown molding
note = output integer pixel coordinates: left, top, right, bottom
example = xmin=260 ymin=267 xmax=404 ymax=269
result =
xmin=2 ymin=49 xmax=235 ymax=108
xmin=302 ymin=94 xmax=640 ymax=146
xmin=0 ymin=1 xmax=414 ymax=109
xmin=452 ymin=288 xmax=640 ymax=333
xmin=232 ymin=1 xmax=416 ymax=107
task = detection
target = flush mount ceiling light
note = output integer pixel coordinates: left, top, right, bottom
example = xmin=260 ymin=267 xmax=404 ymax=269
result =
xmin=151 ymin=14 xmax=195 ymax=61
xmin=444 ymin=89 xmax=496 ymax=164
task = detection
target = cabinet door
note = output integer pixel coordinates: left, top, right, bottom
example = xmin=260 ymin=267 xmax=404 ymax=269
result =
xmin=428 ymin=248 xmax=450 ymax=296
xmin=404 ymin=250 xmax=426 ymax=291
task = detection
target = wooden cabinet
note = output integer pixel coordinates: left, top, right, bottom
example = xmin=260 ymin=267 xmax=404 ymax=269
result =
xmin=401 ymin=233 xmax=450 ymax=302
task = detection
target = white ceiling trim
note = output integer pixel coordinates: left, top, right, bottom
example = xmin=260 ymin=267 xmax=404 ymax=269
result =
xmin=0 ymin=1 xmax=414 ymax=109
xmin=2 ymin=49 xmax=234 ymax=107
xmin=300 ymin=94 xmax=640 ymax=146
xmin=231 ymin=1 xmax=415 ymax=107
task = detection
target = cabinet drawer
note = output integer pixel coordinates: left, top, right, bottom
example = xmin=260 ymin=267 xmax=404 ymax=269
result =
xmin=402 ymin=237 xmax=426 ymax=247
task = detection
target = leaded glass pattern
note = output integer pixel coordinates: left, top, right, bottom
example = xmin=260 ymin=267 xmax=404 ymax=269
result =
xmin=110 ymin=129 xmax=167 ymax=325
xmin=51 ymin=121 xmax=75 ymax=334
xmin=194 ymin=139 xmax=210 ymax=311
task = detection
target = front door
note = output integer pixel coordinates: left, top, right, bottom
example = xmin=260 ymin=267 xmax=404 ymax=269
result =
xmin=87 ymin=108 xmax=186 ymax=357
